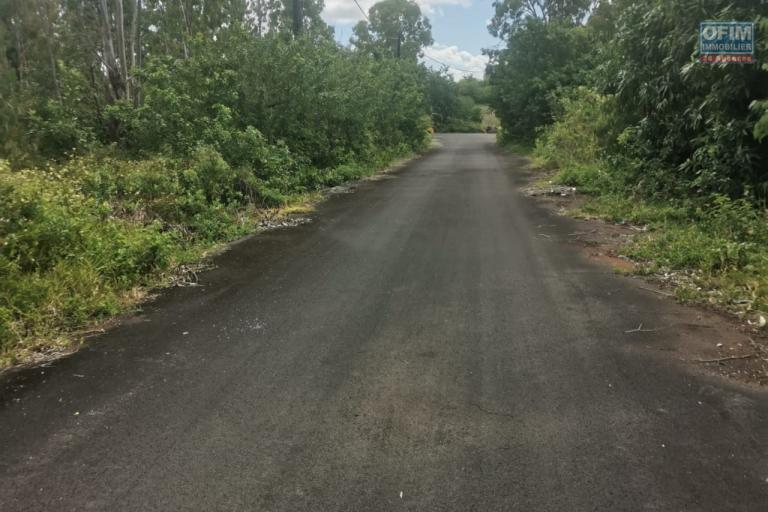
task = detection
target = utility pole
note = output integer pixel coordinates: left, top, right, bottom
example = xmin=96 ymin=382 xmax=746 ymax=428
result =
xmin=292 ymin=0 xmax=303 ymax=37
xmin=396 ymin=31 xmax=402 ymax=59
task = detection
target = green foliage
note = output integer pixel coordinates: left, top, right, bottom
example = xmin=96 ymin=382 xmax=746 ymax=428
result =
xmin=110 ymin=32 xmax=429 ymax=169
xmin=456 ymin=77 xmax=491 ymax=105
xmin=532 ymin=87 xmax=621 ymax=193
xmin=487 ymin=19 xmax=592 ymax=143
xmin=351 ymin=0 xmax=433 ymax=60
xmin=534 ymin=88 xmax=614 ymax=168
xmin=0 ymin=1 xmax=432 ymax=167
xmin=425 ymin=70 xmax=486 ymax=132
xmin=0 ymin=158 xmax=177 ymax=358
xmin=27 ymin=99 xmax=97 ymax=159
xmin=491 ymin=1 xmax=768 ymax=200
xmin=604 ymin=1 xmax=768 ymax=200
xmin=752 ymin=99 xmax=768 ymax=142
xmin=584 ymin=195 xmax=768 ymax=314
xmin=581 ymin=194 xmax=692 ymax=226
xmin=489 ymin=0 xmax=593 ymax=39
xmin=647 ymin=197 xmax=768 ymax=274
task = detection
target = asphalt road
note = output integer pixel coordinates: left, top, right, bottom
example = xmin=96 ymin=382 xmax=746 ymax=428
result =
xmin=1 ymin=134 xmax=767 ymax=511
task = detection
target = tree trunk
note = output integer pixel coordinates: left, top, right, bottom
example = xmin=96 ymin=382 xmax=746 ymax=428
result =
xmin=292 ymin=0 xmax=302 ymax=37
xmin=115 ymin=0 xmax=130 ymax=99
xmin=98 ymin=0 xmax=125 ymax=102
xmin=10 ymin=17 xmax=25 ymax=84
xmin=130 ymin=0 xmax=141 ymax=106
xmin=38 ymin=0 xmax=62 ymax=104
xmin=255 ymin=0 xmax=265 ymax=36
xmin=179 ymin=0 xmax=190 ymax=58
xmin=129 ymin=0 xmax=139 ymax=70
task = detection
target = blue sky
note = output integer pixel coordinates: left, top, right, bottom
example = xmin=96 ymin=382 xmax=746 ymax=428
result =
xmin=321 ymin=0 xmax=500 ymax=79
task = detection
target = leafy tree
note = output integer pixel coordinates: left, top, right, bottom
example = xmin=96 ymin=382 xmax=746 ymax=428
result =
xmin=456 ymin=77 xmax=491 ymax=105
xmin=424 ymin=70 xmax=486 ymax=132
xmin=487 ymin=18 xmax=591 ymax=143
xmin=351 ymin=0 xmax=433 ymax=60
xmin=489 ymin=0 xmax=593 ymax=38
xmin=602 ymin=0 xmax=768 ymax=199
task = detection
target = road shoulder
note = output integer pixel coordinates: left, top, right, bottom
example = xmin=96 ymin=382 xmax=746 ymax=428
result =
xmin=506 ymin=150 xmax=768 ymax=388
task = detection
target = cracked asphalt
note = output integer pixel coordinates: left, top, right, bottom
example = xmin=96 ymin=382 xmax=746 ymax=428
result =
xmin=1 ymin=134 xmax=767 ymax=511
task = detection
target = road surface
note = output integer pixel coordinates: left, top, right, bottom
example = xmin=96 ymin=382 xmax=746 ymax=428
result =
xmin=1 ymin=134 xmax=767 ymax=511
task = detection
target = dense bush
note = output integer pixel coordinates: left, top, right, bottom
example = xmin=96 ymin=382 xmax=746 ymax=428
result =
xmin=534 ymin=88 xmax=613 ymax=165
xmin=605 ymin=1 xmax=768 ymax=200
xmin=112 ymin=34 xmax=431 ymax=169
xmin=0 ymin=159 xmax=176 ymax=354
xmin=487 ymin=18 xmax=592 ymax=143
xmin=532 ymin=88 xmax=620 ymax=194
xmin=425 ymin=72 xmax=486 ymax=132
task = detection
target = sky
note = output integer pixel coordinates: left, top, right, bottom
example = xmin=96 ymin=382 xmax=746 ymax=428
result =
xmin=321 ymin=0 xmax=500 ymax=79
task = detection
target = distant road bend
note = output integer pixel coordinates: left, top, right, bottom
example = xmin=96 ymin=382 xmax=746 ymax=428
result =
xmin=1 ymin=134 xmax=767 ymax=511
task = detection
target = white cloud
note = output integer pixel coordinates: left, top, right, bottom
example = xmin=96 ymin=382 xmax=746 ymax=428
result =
xmin=422 ymin=43 xmax=488 ymax=80
xmin=322 ymin=0 xmax=471 ymax=25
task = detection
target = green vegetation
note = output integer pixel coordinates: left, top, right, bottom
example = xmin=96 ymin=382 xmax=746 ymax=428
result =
xmin=580 ymin=195 xmax=768 ymax=314
xmin=0 ymin=0 xmax=484 ymax=365
xmin=426 ymin=75 xmax=493 ymax=132
xmin=488 ymin=0 xmax=768 ymax=316
xmin=352 ymin=0 xmax=433 ymax=60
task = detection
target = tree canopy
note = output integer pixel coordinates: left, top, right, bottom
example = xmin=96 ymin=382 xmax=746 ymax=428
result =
xmin=489 ymin=0 xmax=593 ymax=38
xmin=351 ymin=0 xmax=433 ymax=60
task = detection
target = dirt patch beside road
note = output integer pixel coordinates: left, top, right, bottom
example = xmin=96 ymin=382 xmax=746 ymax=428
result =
xmin=519 ymin=163 xmax=768 ymax=387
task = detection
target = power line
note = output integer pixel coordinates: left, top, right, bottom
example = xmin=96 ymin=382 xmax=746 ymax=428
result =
xmin=352 ymin=0 xmax=369 ymax=21
xmin=421 ymin=53 xmax=483 ymax=75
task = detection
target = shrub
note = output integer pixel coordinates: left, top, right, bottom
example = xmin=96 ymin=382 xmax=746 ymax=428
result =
xmin=534 ymin=88 xmax=616 ymax=168
xmin=533 ymin=87 xmax=619 ymax=194
xmin=488 ymin=19 xmax=593 ymax=143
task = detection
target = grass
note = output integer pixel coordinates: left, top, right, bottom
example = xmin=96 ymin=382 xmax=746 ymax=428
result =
xmin=578 ymin=193 xmax=689 ymax=225
xmin=499 ymin=140 xmax=535 ymax=157
xmin=574 ymin=192 xmax=768 ymax=319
